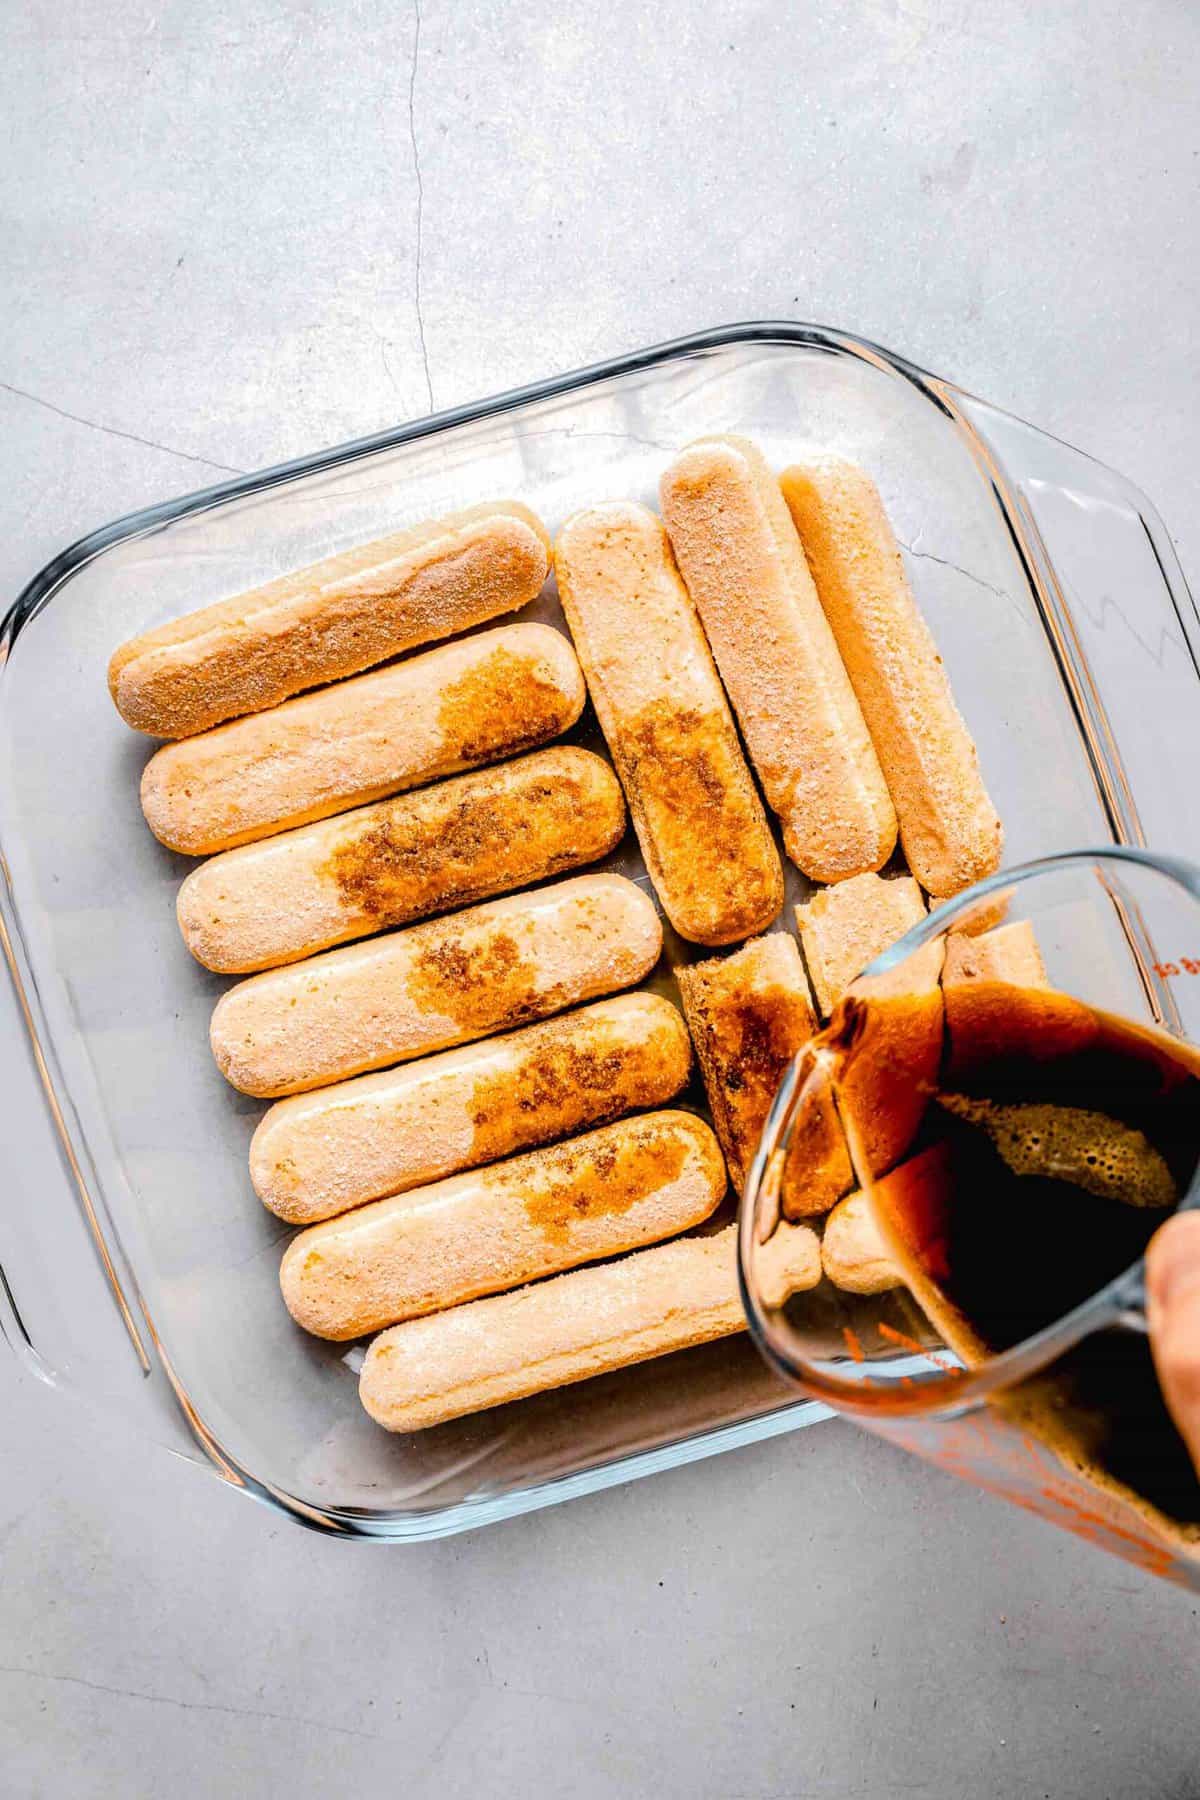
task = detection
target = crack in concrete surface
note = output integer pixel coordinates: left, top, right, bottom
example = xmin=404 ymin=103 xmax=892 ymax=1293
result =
xmin=1065 ymin=579 xmax=1188 ymax=672
xmin=897 ymin=538 xmax=1011 ymax=604
xmin=0 ymin=381 xmax=244 ymax=476
xmin=0 ymin=1662 xmax=390 ymax=1744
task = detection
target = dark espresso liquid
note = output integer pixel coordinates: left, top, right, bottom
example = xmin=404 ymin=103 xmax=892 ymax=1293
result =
xmin=841 ymin=986 xmax=1200 ymax=1534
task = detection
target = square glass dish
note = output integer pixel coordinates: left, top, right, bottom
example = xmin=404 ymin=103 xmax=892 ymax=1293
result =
xmin=3 ymin=322 xmax=1200 ymax=1540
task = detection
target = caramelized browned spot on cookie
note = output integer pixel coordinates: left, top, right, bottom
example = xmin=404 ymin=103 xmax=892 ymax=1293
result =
xmin=470 ymin=1024 xmax=630 ymax=1165
xmin=697 ymin=983 xmax=812 ymax=1178
xmin=624 ymin=702 xmax=780 ymax=940
xmin=324 ymin=789 xmax=519 ymax=922
xmin=522 ymin=1125 xmax=690 ymax=1245
xmin=438 ymin=647 xmax=576 ymax=765
xmin=406 ymin=931 xmax=545 ymax=1031
xmin=677 ymin=937 xmax=815 ymax=1201
xmin=322 ymin=757 xmax=621 ymax=925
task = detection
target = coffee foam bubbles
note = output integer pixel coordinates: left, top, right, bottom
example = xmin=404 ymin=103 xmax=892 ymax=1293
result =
xmin=936 ymin=1093 xmax=1178 ymax=1212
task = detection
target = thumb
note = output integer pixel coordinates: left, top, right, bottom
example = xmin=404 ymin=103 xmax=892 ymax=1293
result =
xmin=1147 ymin=1211 xmax=1200 ymax=1478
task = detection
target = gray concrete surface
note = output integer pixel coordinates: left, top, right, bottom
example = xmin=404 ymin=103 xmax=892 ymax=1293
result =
xmin=3 ymin=1 xmax=1200 ymax=1794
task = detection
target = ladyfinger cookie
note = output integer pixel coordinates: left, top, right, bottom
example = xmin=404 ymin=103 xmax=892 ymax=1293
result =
xmin=178 ymin=745 xmax=626 ymax=973
xmin=359 ymin=1220 xmax=821 ymax=1431
xmin=779 ymin=457 xmax=1003 ymax=897
xmin=780 ymin=940 xmax=945 ymax=1224
xmin=141 ymin=623 xmax=585 ymax=855
xmin=251 ymin=992 xmax=692 ymax=1223
xmin=660 ymin=436 xmax=896 ymax=883
xmin=942 ymin=919 xmax=1074 ymax=1080
xmin=108 ymin=501 xmax=551 ymax=738
xmin=942 ymin=917 xmax=1046 ymax=991
xmin=675 ymin=933 xmax=815 ymax=1192
xmin=796 ymin=872 xmax=927 ymax=1018
xmin=280 ymin=1111 xmax=727 ymax=1341
xmin=554 ymin=502 xmax=783 ymax=945
xmin=820 ymin=1189 xmax=902 ymax=1295
xmin=210 ymin=873 xmax=662 ymax=1097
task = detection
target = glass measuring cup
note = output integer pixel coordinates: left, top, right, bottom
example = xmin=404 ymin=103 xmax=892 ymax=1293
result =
xmin=738 ymin=847 xmax=1200 ymax=1584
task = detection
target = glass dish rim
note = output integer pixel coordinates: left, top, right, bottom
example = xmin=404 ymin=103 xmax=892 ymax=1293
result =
xmin=0 ymin=317 xmax=1190 ymax=1540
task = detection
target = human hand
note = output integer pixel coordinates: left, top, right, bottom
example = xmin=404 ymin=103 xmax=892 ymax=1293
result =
xmin=1147 ymin=1211 xmax=1200 ymax=1478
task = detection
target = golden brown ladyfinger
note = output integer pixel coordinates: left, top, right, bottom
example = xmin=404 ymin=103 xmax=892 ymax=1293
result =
xmin=280 ymin=1111 xmax=727 ymax=1341
xmin=250 ymin=992 xmax=692 ymax=1223
xmin=779 ymin=940 xmax=945 ymax=1223
xmin=554 ymin=502 xmax=783 ymax=945
xmin=359 ymin=1220 xmax=821 ymax=1430
xmin=177 ymin=746 xmax=626 ymax=973
xmin=796 ymin=873 xmax=927 ymax=1017
xmin=675 ymin=934 xmax=815 ymax=1192
xmin=109 ymin=501 xmax=551 ymax=738
xmin=660 ymin=436 xmax=896 ymax=883
xmin=820 ymin=1190 xmax=902 ymax=1295
xmin=140 ymin=623 xmax=585 ymax=855
xmin=209 ymin=873 xmax=663 ymax=1097
xmin=942 ymin=918 xmax=1047 ymax=991
xmin=780 ymin=457 xmax=1003 ymax=897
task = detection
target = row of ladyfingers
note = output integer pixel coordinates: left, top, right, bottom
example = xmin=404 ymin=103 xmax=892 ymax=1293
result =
xmin=345 ymin=485 xmax=1016 ymax=1425
xmin=226 ymin=888 xmax=1031 ymax=1431
xmin=108 ymin=439 xmax=1006 ymax=1436
xmin=557 ymin=438 xmax=1001 ymax=925
xmin=359 ymin=914 xmax=1047 ymax=1433
xmin=118 ymin=440 xmax=1001 ymax=981
xmin=299 ymin=881 xmax=1042 ymax=1428
xmin=249 ymin=873 xmax=941 ymax=1309
xmin=232 ymin=864 xmax=935 ymax=1225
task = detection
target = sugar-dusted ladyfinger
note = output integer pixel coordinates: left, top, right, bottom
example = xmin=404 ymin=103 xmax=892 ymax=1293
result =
xmin=210 ymin=874 xmax=663 ymax=1098
xmin=280 ymin=1111 xmax=727 ymax=1341
xmin=109 ymin=500 xmax=551 ymax=738
xmin=796 ymin=872 xmax=927 ymax=1017
xmin=554 ymin=502 xmax=783 ymax=945
xmin=780 ymin=456 xmax=1003 ymax=898
xmin=141 ymin=623 xmax=585 ymax=854
xmin=820 ymin=1189 xmax=902 ymax=1295
xmin=660 ymin=436 xmax=896 ymax=883
xmin=250 ymin=992 xmax=692 ymax=1223
xmin=942 ymin=918 xmax=1047 ymax=992
xmin=178 ymin=746 xmax=625 ymax=973
xmin=358 ymin=1220 xmax=821 ymax=1430
xmin=675 ymin=933 xmax=815 ymax=1192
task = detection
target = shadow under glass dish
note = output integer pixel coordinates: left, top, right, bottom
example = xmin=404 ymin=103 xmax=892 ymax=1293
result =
xmin=3 ymin=324 xmax=1200 ymax=1538
xmin=739 ymin=848 xmax=1200 ymax=1536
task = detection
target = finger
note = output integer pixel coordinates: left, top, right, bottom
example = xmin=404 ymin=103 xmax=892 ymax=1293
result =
xmin=1147 ymin=1211 xmax=1200 ymax=1476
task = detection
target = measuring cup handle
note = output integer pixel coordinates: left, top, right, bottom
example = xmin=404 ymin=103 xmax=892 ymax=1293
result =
xmin=1111 ymin=1266 xmax=1150 ymax=1335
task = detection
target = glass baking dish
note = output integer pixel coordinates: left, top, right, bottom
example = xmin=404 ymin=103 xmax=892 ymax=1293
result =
xmin=3 ymin=321 xmax=1200 ymax=1540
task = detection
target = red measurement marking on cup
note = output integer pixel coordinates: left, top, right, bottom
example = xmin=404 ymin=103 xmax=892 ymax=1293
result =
xmin=877 ymin=1320 xmax=961 ymax=1377
xmin=1154 ymin=960 xmax=1200 ymax=977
